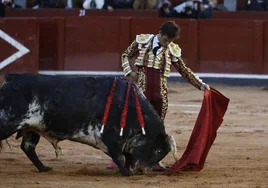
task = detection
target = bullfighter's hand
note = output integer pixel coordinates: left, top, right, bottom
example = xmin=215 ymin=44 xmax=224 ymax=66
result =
xmin=201 ymin=83 xmax=210 ymax=91
xmin=127 ymin=72 xmax=138 ymax=84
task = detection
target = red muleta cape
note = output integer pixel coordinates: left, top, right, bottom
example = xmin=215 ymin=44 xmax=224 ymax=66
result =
xmin=169 ymin=87 xmax=230 ymax=173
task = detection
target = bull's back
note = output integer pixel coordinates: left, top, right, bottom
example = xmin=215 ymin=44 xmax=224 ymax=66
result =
xmin=0 ymin=73 xmax=165 ymax=139
xmin=2 ymin=73 xmax=113 ymax=98
xmin=0 ymin=74 xmax=114 ymax=132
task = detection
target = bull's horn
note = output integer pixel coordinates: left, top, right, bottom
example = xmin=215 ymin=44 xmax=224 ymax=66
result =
xmin=168 ymin=135 xmax=179 ymax=162
xmin=158 ymin=161 xmax=172 ymax=172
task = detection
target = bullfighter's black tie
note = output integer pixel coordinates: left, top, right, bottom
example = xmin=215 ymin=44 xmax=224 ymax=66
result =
xmin=153 ymin=42 xmax=161 ymax=56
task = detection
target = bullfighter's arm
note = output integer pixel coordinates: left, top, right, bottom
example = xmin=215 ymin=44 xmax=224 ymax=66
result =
xmin=121 ymin=40 xmax=139 ymax=76
xmin=169 ymin=42 xmax=207 ymax=90
xmin=172 ymin=57 xmax=206 ymax=91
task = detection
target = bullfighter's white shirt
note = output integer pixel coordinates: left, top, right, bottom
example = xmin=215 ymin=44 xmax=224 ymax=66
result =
xmin=152 ymin=35 xmax=163 ymax=55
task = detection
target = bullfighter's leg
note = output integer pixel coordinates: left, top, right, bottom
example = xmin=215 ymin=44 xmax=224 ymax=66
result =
xmin=147 ymin=69 xmax=169 ymax=171
xmin=20 ymin=132 xmax=52 ymax=172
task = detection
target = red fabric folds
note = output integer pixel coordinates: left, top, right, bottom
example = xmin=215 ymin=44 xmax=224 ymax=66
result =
xmin=169 ymin=87 xmax=230 ymax=172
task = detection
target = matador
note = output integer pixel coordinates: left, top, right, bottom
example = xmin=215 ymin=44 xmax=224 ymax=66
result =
xmin=121 ymin=21 xmax=210 ymax=120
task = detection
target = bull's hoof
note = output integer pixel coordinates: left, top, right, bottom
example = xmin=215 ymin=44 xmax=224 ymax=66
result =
xmin=121 ymin=170 xmax=133 ymax=176
xmin=39 ymin=166 xmax=52 ymax=172
xmin=122 ymin=172 xmax=132 ymax=176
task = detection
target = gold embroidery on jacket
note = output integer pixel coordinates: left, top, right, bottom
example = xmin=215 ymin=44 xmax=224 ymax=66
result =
xmin=136 ymin=34 xmax=154 ymax=44
xmin=137 ymin=68 xmax=146 ymax=93
xmin=122 ymin=34 xmax=188 ymax=78
xmin=160 ymin=76 xmax=168 ymax=120
xmin=164 ymin=48 xmax=172 ymax=77
xmin=121 ymin=40 xmax=139 ymax=76
xmin=169 ymin=42 xmax=182 ymax=58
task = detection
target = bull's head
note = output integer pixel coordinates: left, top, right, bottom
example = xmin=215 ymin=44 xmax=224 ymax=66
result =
xmin=123 ymin=133 xmax=178 ymax=174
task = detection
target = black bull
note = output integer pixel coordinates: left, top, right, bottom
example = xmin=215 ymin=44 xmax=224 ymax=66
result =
xmin=0 ymin=73 xmax=177 ymax=176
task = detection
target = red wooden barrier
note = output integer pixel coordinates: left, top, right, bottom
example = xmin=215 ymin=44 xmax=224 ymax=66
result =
xmin=0 ymin=18 xmax=39 ymax=74
xmin=63 ymin=16 xmax=128 ymax=71
xmin=39 ymin=18 xmax=65 ymax=70
xmin=1 ymin=16 xmax=265 ymax=75
xmin=38 ymin=17 xmax=199 ymax=72
xmin=264 ymin=21 xmax=268 ymax=74
xmin=198 ymin=19 xmax=264 ymax=74
xmin=37 ymin=17 xmax=267 ymax=74
xmin=129 ymin=18 xmax=199 ymax=72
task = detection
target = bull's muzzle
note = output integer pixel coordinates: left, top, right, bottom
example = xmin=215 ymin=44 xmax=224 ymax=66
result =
xmin=132 ymin=161 xmax=147 ymax=175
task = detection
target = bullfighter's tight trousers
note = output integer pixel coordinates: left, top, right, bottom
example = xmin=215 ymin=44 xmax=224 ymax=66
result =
xmin=137 ymin=67 xmax=168 ymax=120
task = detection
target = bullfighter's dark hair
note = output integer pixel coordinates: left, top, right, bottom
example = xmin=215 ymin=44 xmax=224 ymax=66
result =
xmin=160 ymin=21 xmax=180 ymax=39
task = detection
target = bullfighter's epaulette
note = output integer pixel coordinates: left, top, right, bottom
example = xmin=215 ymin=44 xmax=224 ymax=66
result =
xmin=168 ymin=42 xmax=181 ymax=58
xmin=135 ymin=34 xmax=154 ymax=44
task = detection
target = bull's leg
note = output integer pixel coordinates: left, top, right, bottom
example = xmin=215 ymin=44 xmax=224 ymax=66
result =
xmin=51 ymin=140 xmax=62 ymax=158
xmin=20 ymin=132 xmax=52 ymax=172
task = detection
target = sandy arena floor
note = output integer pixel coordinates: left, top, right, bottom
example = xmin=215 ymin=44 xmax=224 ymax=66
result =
xmin=0 ymin=83 xmax=268 ymax=188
